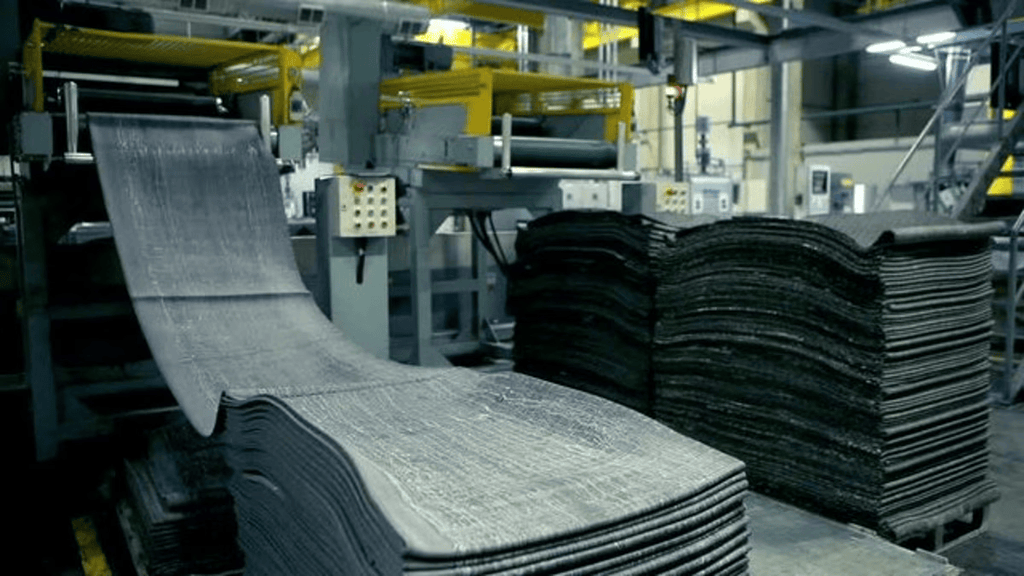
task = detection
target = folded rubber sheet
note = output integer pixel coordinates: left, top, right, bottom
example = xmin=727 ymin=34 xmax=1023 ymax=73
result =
xmin=89 ymin=114 xmax=749 ymax=574
xmin=511 ymin=210 xmax=999 ymax=542
xmin=123 ymin=421 xmax=242 ymax=576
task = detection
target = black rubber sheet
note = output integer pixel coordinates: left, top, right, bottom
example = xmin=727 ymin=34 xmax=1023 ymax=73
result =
xmin=89 ymin=114 xmax=749 ymax=574
xmin=511 ymin=210 xmax=999 ymax=542
xmin=122 ymin=421 xmax=242 ymax=576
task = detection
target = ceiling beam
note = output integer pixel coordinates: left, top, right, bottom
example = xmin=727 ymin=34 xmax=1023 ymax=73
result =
xmin=479 ymin=0 xmax=770 ymax=47
xmin=698 ymin=0 xmax=960 ymax=75
xmin=713 ymin=0 xmax=905 ymax=40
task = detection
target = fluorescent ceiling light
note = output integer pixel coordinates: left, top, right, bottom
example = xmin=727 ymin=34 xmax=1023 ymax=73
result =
xmin=917 ymin=31 xmax=956 ymax=45
xmin=898 ymin=46 xmax=922 ymax=54
xmin=866 ymin=40 xmax=906 ymax=53
xmin=427 ymin=18 xmax=469 ymax=34
xmin=889 ymin=53 xmax=939 ymax=72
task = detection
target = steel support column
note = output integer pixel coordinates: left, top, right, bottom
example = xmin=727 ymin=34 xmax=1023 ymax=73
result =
xmin=768 ymin=61 xmax=790 ymax=214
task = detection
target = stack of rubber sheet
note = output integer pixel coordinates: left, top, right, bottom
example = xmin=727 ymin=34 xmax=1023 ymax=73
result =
xmin=90 ymin=114 xmax=750 ymax=574
xmin=654 ymin=213 xmax=1001 ymax=541
xmin=508 ymin=211 xmax=668 ymax=413
xmin=122 ymin=422 xmax=242 ymax=576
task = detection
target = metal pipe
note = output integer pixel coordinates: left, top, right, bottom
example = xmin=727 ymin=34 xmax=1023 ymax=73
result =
xmin=768 ymin=64 xmax=789 ymax=214
xmin=491 ymin=136 xmax=619 ymax=168
xmin=501 ymin=113 xmax=512 ymax=174
xmin=1008 ymin=225 xmax=1020 ymax=402
xmin=617 ymin=121 xmax=626 ymax=171
xmin=259 ymin=94 xmax=272 ymax=153
xmin=65 ymin=81 xmax=78 ymax=155
xmin=672 ymin=21 xmax=688 ymax=182
xmin=505 ymin=167 xmax=640 ymax=180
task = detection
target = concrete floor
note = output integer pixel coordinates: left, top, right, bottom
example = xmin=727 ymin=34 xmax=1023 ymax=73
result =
xmin=945 ymin=404 xmax=1024 ymax=576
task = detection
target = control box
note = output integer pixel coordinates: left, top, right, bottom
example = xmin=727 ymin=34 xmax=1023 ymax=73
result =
xmin=808 ymin=165 xmax=831 ymax=216
xmin=325 ymin=175 xmax=397 ymax=237
xmin=688 ymin=175 xmax=733 ymax=216
xmin=656 ymin=181 xmax=690 ymax=213
xmin=561 ymin=180 xmax=623 ymax=211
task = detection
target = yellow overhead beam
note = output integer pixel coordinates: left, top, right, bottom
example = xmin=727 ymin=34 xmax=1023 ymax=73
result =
xmin=583 ymin=0 xmax=772 ymax=51
xmin=407 ymin=1 xmax=545 ymax=28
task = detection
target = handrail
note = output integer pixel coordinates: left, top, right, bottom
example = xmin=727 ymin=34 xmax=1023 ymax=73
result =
xmin=936 ymin=42 xmax=1024 ymax=170
xmin=1004 ymin=207 xmax=1024 ymax=403
xmin=871 ymin=0 xmax=1021 ymax=212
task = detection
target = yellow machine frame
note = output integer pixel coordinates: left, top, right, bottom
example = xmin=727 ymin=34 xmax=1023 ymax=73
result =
xmin=23 ymin=19 xmax=303 ymax=126
xmin=379 ymin=68 xmax=633 ymax=142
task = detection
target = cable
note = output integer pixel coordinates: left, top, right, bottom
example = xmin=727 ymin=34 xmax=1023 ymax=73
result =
xmin=468 ymin=211 xmax=509 ymax=276
xmin=487 ymin=212 xmax=510 ymax=270
xmin=355 ymin=237 xmax=368 ymax=285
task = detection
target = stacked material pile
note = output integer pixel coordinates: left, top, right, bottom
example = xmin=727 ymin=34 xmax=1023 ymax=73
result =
xmin=654 ymin=213 xmax=1001 ymax=541
xmin=509 ymin=211 xmax=665 ymax=412
xmin=91 ymin=114 xmax=751 ymax=574
xmin=123 ymin=422 xmax=242 ymax=576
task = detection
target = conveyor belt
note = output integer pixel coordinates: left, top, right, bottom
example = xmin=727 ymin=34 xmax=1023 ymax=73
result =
xmin=89 ymin=114 xmax=750 ymax=574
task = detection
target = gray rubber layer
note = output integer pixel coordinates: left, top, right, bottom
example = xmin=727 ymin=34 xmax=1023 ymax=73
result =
xmin=89 ymin=114 xmax=748 ymax=572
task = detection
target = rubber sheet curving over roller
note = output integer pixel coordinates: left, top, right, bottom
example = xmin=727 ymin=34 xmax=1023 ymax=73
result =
xmin=89 ymin=114 xmax=750 ymax=574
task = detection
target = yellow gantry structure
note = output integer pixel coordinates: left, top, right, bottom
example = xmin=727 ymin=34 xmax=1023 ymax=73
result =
xmin=380 ymin=68 xmax=633 ymax=142
xmin=23 ymin=19 xmax=304 ymax=126
xmin=405 ymin=0 xmax=773 ymax=52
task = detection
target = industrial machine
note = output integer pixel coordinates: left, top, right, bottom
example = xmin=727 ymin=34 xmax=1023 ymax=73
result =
xmin=8 ymin=0 xmax=644 ymax=456
xmin=315 ymin=10 xmax=640 ymax=366
xmin=7 ymin=1 xmax=435 ymax=459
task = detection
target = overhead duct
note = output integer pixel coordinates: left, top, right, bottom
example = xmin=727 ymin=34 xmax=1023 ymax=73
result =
xmin=62 ymin=0 xmax=431 ymax=35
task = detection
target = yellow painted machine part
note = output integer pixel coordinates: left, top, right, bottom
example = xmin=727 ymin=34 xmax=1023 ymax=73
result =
xmin=379 ymin=69 xmax=631 ymax=141
xmin=406 ymin=1 xmax=772 ymax=57
xmin=23 ymin=19 xmax=302 ymax=125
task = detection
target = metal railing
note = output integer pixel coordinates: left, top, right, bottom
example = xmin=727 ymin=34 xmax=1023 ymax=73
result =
xmin=1003 ymin=209 xmax=1024 ymax=403
xmin=871 ymin=0 xmax=1022 ymax=212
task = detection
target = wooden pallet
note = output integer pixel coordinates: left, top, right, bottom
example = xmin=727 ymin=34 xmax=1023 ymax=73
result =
xmin=897 ymin=504 xmax=990 ymax=554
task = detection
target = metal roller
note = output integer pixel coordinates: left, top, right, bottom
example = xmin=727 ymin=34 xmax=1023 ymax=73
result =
xmin=490 ymin=116 xmax=547 ymax=136
xmin=77 ymin=88 xmax=222 ymax=116
xmin=492 ymin=136 xmax=619 ymax=169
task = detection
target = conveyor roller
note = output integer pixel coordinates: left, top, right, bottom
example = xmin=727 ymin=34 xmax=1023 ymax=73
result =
xmin=492 ymin=136 xmax=618 ymax=169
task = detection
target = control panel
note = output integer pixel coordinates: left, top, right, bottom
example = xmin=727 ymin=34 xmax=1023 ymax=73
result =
xmin=688 ymin=176 xmax=733 ymax=216
xmin=326 ymin=175 xmax=397 ymax=237
xmin=808 ymin=165 xmax=831 ymax=216
xmin=656 ymin=181 xmax=690 ymax=213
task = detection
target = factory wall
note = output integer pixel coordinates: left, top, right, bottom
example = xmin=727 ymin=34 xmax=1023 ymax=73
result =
xmin=635 ymin=43 xmax=996 ymax=215
xmin=633 ymin=60 xmax=803 ymax=214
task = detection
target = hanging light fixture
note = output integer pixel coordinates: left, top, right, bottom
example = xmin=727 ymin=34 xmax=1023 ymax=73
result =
xmin=917 ymin=31 xmax=956 ymax=46
xmin=889 ymin=53 xmax=940 ymax=72
xmin=865 ymin=40 xmax=906 ymax=53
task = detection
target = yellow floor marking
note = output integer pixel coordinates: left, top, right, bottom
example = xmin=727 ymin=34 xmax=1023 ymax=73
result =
xmin=71 ymin=516 xmax=113 ymax=576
